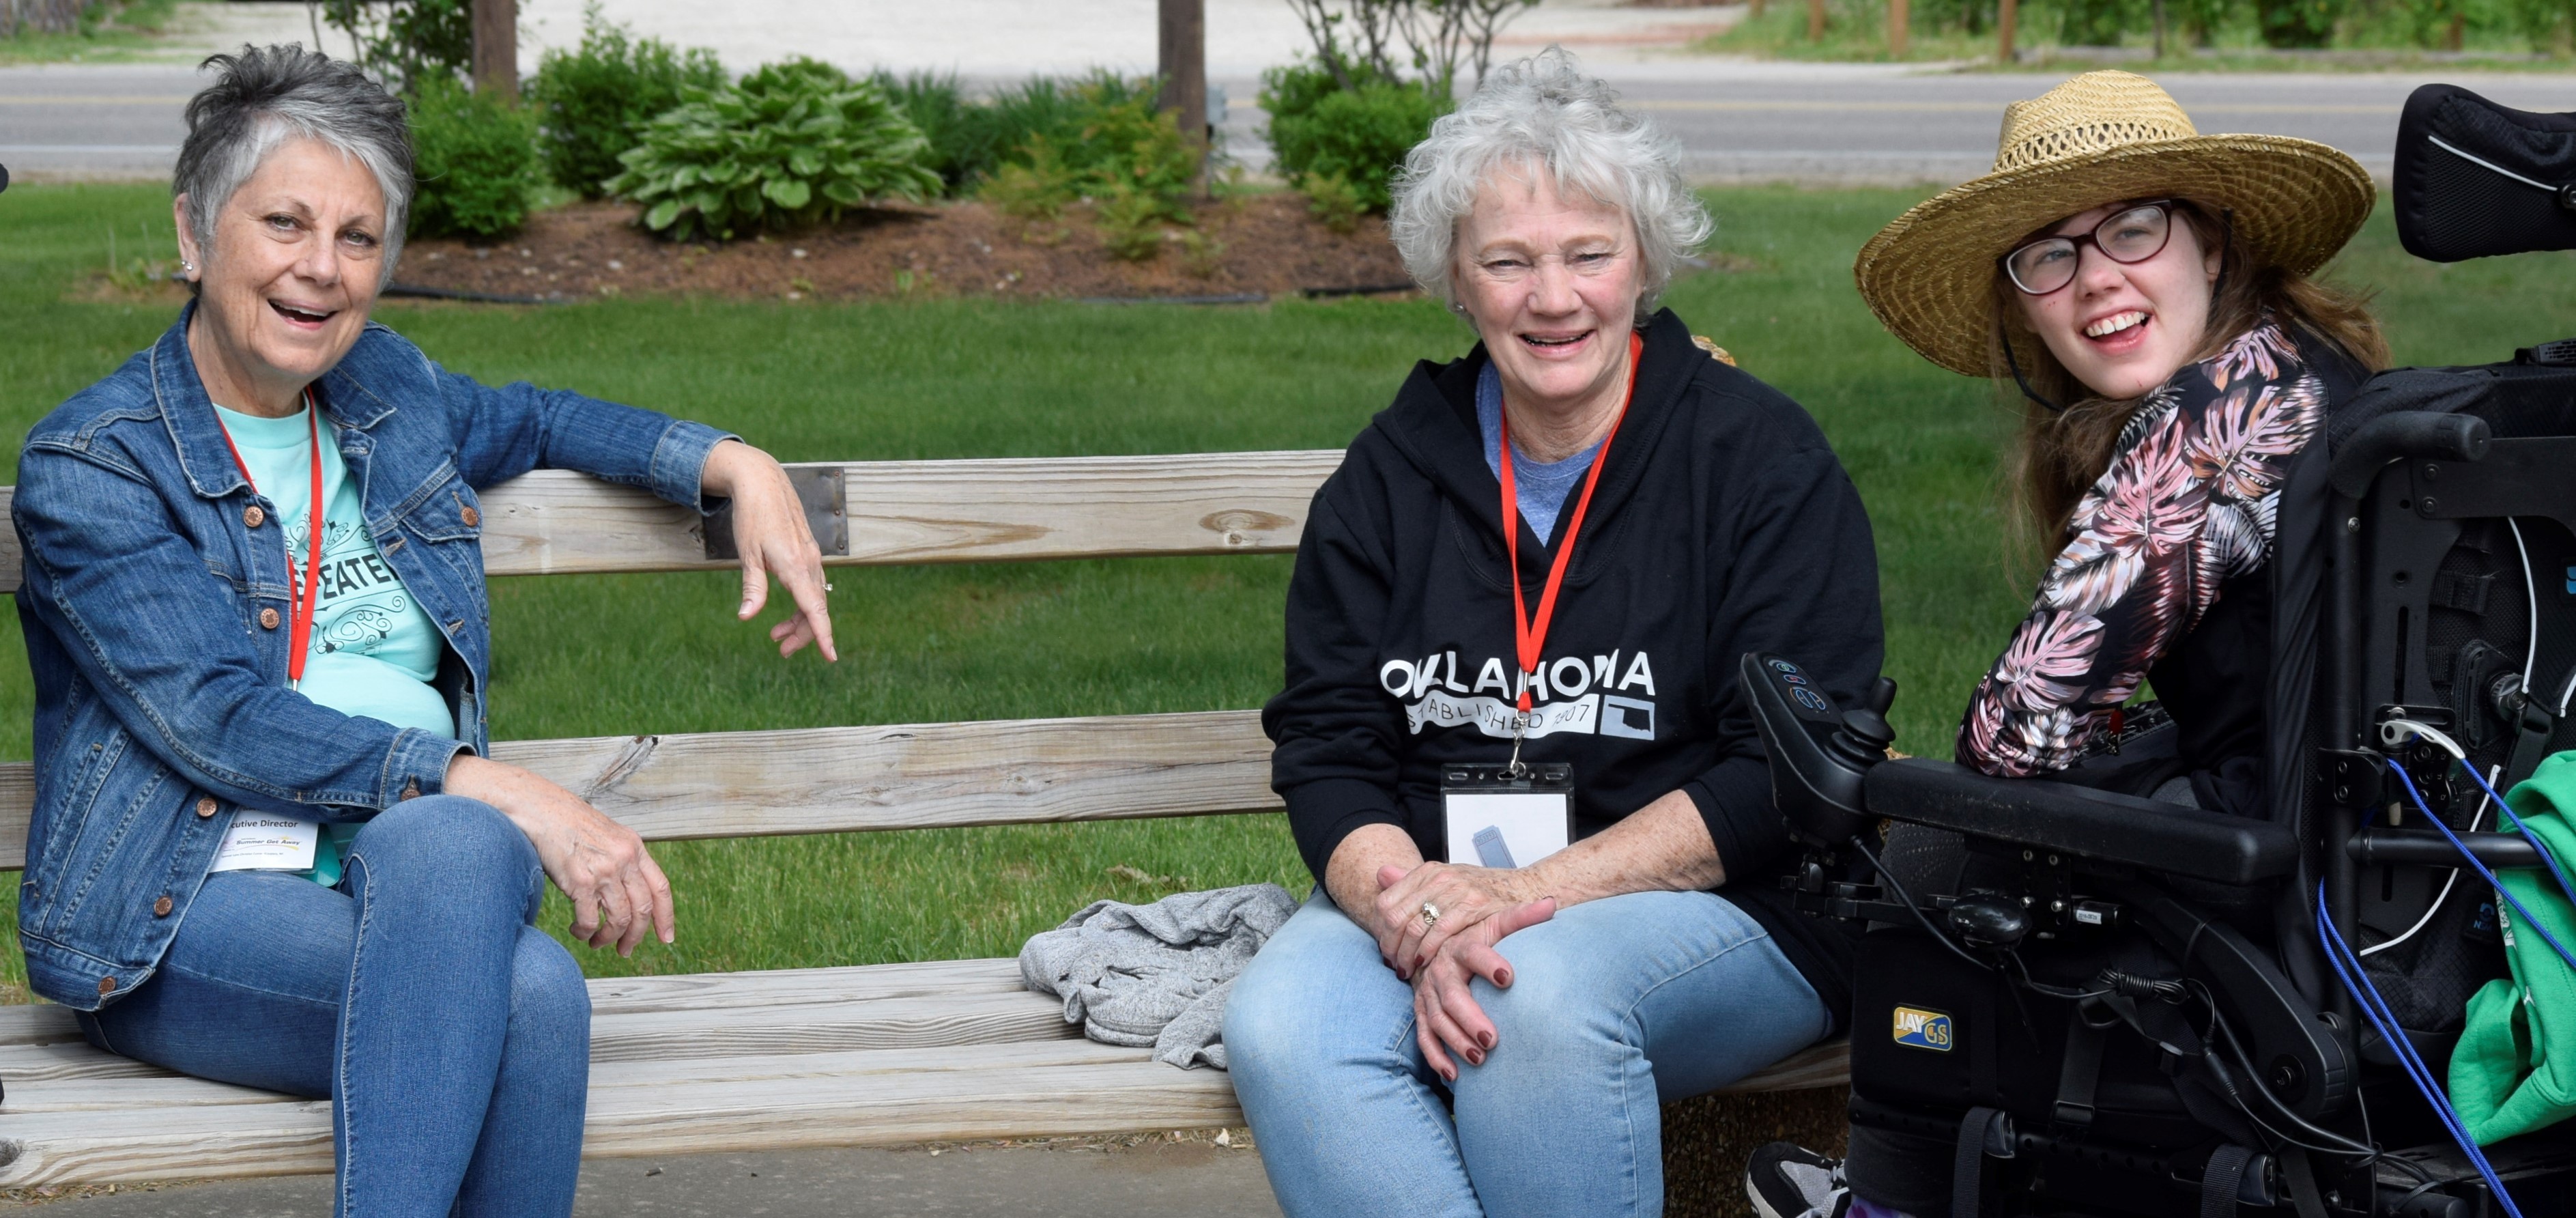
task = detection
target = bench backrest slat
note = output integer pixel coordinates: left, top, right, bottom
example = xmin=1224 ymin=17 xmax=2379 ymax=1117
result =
xmin=0 ymin=452 xmax=1341 ymax=868
xmin=0 ymin=707 xmax=1280 ymax=872
xmin=0 ymin=451 xmax=1343 ymax=593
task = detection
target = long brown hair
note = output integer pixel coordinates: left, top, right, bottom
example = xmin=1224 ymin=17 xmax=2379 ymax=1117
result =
xmin=1989 ymin=204 xmax=2390 ymax=560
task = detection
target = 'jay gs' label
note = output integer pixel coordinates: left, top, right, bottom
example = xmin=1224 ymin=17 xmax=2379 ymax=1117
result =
xmin=1892 ymin=1006 xmax=1954 ymax=1051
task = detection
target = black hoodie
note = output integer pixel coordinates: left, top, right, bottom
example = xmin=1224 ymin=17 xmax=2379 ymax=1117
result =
xmin=1262 ymin=309 xmax=1886 ymax=1027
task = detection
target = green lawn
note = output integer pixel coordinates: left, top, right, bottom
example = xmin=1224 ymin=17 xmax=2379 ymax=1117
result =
xmin=2 ymin=182 xmax=2571 ymax=997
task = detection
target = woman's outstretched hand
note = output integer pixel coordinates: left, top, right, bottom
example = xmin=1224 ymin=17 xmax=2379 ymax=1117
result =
xmin=448 ymin=755 xmax=676 ymax=957
xmin=701 ymin=440 xmax=837 ymax=661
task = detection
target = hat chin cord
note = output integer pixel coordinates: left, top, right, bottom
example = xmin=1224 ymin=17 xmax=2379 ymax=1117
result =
xmin=1996 ymin=206 xmax=2236 ymax=418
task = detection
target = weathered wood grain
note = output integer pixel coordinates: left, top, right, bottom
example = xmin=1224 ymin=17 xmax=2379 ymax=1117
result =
xmin=0 ymin=710 xmax=1279 ymax=870
xmin=4 ymin=1073 xmax=302 ymax=1114
xmin=0 ymin=1002 xmax=77 ymax=1048
xmin=489 ymin=710 xmax=1278 ymax=843
xmin=0 ymin=451 xmax=1341 ymax=595
xmin=0 ymin=1045 xmax=1237 ymax=1187
xmin=586 ymin=958 xmax=1024 ymax=1016
xmin=0 ymin=1040 xmax=174 ymax=1084
xmin=590 ymin=991 xmax=1075 ymax=1062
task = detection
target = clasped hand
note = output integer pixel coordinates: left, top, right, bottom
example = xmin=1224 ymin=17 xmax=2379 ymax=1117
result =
xmin=1373 ymin=861 xmax=1557 ymax=1081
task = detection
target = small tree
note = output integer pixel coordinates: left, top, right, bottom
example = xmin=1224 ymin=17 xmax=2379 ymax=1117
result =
xmin=1283 ymin=0 xmax=1537 ymax=96
xmin=311 ymin=0 xmax=474 ymax=94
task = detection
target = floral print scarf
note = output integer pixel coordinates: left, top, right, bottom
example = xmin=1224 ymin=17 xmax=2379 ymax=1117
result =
xmin=1960 ymin=321 xmax=2328 ymax=777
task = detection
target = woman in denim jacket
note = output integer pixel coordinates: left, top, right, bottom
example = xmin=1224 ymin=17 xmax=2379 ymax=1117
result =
xmin=12 ymin=46 xmax=834 ymax=1215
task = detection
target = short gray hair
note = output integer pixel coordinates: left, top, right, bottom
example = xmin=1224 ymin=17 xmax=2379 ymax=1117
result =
xmin=1389 ymin=48 xmax=1710 ymax=315
xmin=175 ymin=45 xmax=415 ymax=288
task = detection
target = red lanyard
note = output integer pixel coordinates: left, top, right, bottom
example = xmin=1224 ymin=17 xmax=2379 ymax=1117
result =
xmin=214 ymin=390 xmax=327 ymax=688
xmin=1498 ymin=332 xmax=1644 ymax=716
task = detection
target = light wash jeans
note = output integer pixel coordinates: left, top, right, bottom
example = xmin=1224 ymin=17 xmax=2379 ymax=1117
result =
xmin=76 ymin=796 xmax=590 ymax=1218
xmin=1223 ymin=888 xmax=1830 ymax=1218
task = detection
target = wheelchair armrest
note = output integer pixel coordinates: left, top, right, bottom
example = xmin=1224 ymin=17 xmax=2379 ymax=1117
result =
xmin=1862 ymin=759 xmax=2299 ymax=885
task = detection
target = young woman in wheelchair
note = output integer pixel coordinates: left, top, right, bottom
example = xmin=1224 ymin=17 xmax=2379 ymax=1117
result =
xmin=1745 ymin=70 xmax=2389 ymax=1218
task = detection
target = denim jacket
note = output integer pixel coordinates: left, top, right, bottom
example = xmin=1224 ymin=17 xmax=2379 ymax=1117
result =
xmin=13 ymin=305 xmax=732 ymax=1010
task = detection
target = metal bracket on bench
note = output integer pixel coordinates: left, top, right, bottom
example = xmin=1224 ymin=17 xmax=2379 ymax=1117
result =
xmin=704 ymin=465 xmax=848 ymax=561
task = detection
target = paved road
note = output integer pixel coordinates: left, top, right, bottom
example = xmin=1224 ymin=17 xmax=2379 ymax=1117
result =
xmin=40 ymin=1140 xmax=1285 ymax=1217
xmin=12 ymin=57 xmax=2571 ymax=186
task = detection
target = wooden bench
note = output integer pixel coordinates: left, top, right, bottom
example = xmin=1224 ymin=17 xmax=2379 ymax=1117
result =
xmin=0 ymin=453 xmax=1848 ymax=1187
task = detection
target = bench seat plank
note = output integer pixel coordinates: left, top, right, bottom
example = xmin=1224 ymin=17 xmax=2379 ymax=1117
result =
xmin=586 ymin=958 xmax=1026 ymax=1015
xmin=0 ymin=1047 xmax=1240 ymax=1187
xmin=590 ymin=991 xmax=1076 ymax=1062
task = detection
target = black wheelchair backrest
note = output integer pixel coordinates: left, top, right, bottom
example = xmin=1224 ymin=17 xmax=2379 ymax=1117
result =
xmin=2394 ymin=84 xmax=2576 ymax=262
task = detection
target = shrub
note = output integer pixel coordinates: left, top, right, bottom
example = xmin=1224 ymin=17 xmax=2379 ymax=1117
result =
xmin=2055 ymin=0 xmax=2146 ymax=44
xmin=2255 ymin=0 xmax=2343 ymax=43
xmin=1302 ymin=169 xmax=1364 ymax=236
xmin=1262 ymin=61 xmax=1449 ymax=214
xmin=606 ymin=57 xmax=943 ymax=242
xmin=407 ymin=75 xmax=539 ymax=240
xmin=1096 ymin=183 xmax=1170 ymax=261
xmin=870 ymin=70 xmax=1018 ymax=195
xmin=527 ymin=8 xmax=724 ymax=198
xmin=973 ymin=76 xmax=1199 ymax=244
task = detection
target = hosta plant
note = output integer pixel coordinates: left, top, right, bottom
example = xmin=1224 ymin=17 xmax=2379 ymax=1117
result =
xmin=607 ymin=58 xmax=942 ymax=242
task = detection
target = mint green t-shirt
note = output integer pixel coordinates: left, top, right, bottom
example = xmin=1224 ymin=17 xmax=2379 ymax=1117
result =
xmin=216 ymin=403 xmax=456 ymax=885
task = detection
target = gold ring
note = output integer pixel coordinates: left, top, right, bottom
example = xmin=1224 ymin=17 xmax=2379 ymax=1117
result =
xmin=1420 ymin=901 xmax=1440 ymax=931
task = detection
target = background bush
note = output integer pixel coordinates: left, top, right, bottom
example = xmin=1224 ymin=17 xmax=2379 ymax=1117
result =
xmin=528 ymin=11 xmax=725 ymax=198
xmin=607 ymin=57 xmax=941 ymax=242
xmin=1263 ymin=63 xmax=1449 ymax=214
xmin=407 ymin=75 xmax=539 ymax=240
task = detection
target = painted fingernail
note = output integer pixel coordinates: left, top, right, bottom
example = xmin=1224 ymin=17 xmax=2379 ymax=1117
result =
xmin=1479 ymin=1032 xmax=1495 ymax=1050
xmin=1466 ymin=1049 xmax=1483 ymax=1066
xmin=1495 ymin=969 xmax=1511 ymax=987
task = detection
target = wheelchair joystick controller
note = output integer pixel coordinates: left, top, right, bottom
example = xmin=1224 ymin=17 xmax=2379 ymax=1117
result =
xmin=1738 ymin=653 xmax=1890 ymax=851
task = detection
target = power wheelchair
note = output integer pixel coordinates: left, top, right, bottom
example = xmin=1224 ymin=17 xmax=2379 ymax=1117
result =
xmin=1742 ymin=85 xmax=2576 ymax=1218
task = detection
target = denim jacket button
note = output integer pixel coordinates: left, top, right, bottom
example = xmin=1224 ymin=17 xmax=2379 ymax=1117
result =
xmin=243 ymin=504 xmax=266 ymax=529
xmin=152 ymin=896 xmax=173 ymax=918
xmin=96 ymin=976 xmax=116 ymax=996
xmin=259 ymin=607 xmax=281 ymax=629
xmin=461 ymin=506 xmax=480 ymax=528
xmin=195 ymin=796 xmax=218 ymax=819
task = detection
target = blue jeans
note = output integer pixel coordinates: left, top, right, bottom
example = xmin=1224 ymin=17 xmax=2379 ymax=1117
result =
xmin=1223 ymin=888 xmax=1830 ymax=1218
xmin=76 ymin=796 xmax=590 ymax=1218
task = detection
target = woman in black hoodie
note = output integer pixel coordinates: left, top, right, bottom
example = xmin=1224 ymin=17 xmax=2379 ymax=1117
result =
xmin=1221 ymin=48 xmax=1885 ymax=1218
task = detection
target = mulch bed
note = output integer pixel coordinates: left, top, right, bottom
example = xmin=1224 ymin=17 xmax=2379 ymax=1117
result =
xmin=395 ymin=193 xmax=1420 ymax=305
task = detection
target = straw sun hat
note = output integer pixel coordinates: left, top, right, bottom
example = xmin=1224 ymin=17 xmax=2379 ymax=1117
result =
xmin=1853 ymin=70 xmax=2375 ymax=378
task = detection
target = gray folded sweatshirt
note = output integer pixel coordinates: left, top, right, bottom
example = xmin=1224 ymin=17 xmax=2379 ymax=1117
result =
xmin=1018 ymin=883 xmax=1299 ymax=1070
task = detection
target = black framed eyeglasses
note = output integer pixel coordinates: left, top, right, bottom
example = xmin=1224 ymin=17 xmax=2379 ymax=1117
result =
xmin=2001 ymin=201 xmax=2182 ymax=296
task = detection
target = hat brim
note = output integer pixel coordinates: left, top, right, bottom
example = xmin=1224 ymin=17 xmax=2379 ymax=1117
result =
xmin=1853 ymin=135 xmax=2376 ymax=378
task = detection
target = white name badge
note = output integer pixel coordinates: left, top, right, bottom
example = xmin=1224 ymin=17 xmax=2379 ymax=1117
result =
xmin=210 ymin=813 xmax=321 ymax=873
xmin=1440 ymin=763 xmax=1573 ymax=868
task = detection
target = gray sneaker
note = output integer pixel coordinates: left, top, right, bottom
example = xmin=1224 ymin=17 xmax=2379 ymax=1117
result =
xmin=1746 ymin=1141 xmax=1849 ymax=1218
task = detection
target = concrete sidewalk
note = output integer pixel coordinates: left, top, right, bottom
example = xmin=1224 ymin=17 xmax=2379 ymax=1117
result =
xmin=31 ymin=1138 xmax=1285 ymax=1217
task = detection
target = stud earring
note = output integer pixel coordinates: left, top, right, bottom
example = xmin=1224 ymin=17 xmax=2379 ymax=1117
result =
xmin=180 ymin=259 xmax=196 ymax=274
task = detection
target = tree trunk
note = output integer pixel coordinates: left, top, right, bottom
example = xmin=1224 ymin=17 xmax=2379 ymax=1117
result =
xmin=472 ymin=0 xmax=518 ymax=103
xmin=2153 ymin=0 xmax=2169 ymax=57
xmin=1158 ymin=0 xmax=1208 ymax=193
xmin=1808 ymin=0 xmax=1827 ymax=40
xmin=1890 ymin=0 xmax=1910 ymax=56
xmin=1750 ymin=0 xmax=1766 ymax=20
xmin=1997 ymin=0 xmax=2019 ymax=62
xmin=1 ymin=0 xmax=87 ymax=38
